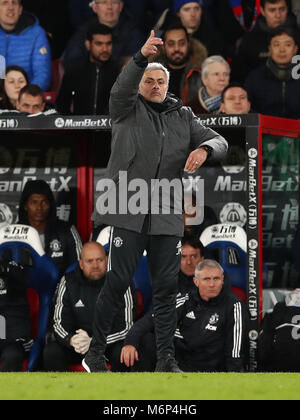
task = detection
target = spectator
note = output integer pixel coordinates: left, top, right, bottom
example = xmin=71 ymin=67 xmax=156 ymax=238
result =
xmin=245 ymin=26 xmax=300 ymax=119
xmin=0 ymin=0 xmax=51 ymax=91
xmin=56 ymin=23 xmax=120 ymax=116
xmin=0 ymin=65 xmax=29 ymax=110
xmin=149 ymin=23 xmax=207 ymax=104
xmin=68 ymin=0 xmax=95 ymax=29
xmin=215 ymin=0 xmax=262 ymax=60
xmin=220 ymin=83 xmax=251 ymax=114
xmin=43 ymin=242 xmax=136 ymax=372
xmin=178 ymin=235 xmax=205 ymax=295
xmin=63 ymin=0 xmax=146 ymax=70
xmin=124 ymin=0 xmax=173 ymax=33
xmin=18 ymin=179 xmax=82 ymax=278
xmin=0 ymin=254 xmax=32 ymax=371
xmin=22 ymin=0 xmax=72 ymax=59
xmin=15 ymin=84 xmax=57 ymax=115
xmin=121 ymin=259 xmax=249 ymax=372
xmin=186 ymin=55 xmax=230 ymax=114
xmin=258 ymin=288 xmax=300 ymax=372
xmin=231 ymin=0 xmax=299 ymax=83
xmin=172 ymin=0 xmax=224 ymax=56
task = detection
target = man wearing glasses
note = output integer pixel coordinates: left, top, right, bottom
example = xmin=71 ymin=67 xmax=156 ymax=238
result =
xmin=0 ymin=0 xmax=51 ymax=91
xmin=63 ymin=0 xmax=146 ymax=69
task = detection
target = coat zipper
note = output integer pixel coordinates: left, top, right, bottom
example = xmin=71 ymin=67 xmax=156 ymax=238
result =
xmin=148 ymin=115 xmax=166 ymax=232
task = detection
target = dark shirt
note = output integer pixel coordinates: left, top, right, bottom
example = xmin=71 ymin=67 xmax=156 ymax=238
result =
xmin=56 ymin=59 xmax=120 ymax=115
xmin=168 ymin=67 xmax=185 ymax=98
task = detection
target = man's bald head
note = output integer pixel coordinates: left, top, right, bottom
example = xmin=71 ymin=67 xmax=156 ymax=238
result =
xmin=79 ymin=241 xmax=107 ymax=281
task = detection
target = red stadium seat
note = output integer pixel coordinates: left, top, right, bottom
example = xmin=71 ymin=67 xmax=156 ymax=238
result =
xmin=43 ymin=92 xmax=57 ymax=103
xmin=50 ymin=59 xmax=64 ymax=93
xmin=232 ymin=286 xmax=247 ymax=302
xmin=27 ymin=288 xmax=40 ymax=339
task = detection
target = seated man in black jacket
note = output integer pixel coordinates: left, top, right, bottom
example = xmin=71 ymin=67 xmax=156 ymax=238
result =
xmin=0 ymin=253 xmax=32 ymax=371
xmin=43 ymin=241 xmax=137 ymax=371
xmin=231 ymin=0 xmax=299 ymax=83
xmin=121 ymin=259 xmax=249 ymax=372
xmin=57 ymin=22 xmax=120 ymax=115
xmin=63 ymin=0 xmax=146 ymax=69
xmin=245 ymin=26 xmax=300 ymax=119
xmin=18 ymin=179 xmax=82 ymax=279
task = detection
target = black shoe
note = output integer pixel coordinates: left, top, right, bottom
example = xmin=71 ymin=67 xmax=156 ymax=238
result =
xmin=155 ymin=355 xmax=183 ymax=373
xmin=82 ymin=352 xmax=109 ymax=373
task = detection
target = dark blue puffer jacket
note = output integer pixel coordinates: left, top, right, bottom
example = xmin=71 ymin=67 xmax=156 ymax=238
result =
xmin=0 ymin=12 xmax=51 ymax=91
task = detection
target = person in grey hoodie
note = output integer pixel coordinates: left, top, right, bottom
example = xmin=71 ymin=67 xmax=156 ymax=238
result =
xmin=83 ymin=30 xmax=228 ymax=373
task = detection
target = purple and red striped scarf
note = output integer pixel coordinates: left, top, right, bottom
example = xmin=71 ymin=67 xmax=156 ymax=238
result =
xmin=229 ymin=0 xmax=261 ymax=31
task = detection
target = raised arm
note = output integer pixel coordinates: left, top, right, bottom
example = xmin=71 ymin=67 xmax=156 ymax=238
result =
xmin=109 ymin=30 xmax=164 ymax=122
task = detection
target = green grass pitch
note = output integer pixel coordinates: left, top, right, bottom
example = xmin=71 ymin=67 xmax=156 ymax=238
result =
xmin=1 ymin=372 xmax=300 ymax=400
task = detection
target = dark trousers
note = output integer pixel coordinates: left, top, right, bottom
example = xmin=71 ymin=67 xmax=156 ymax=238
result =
xmin=43 ymin=341 xmax=83 ymax=371
xmin=0 ymin=342 xmax=26 ymax=372
xmin=131 ymin=332 xmax=157 ymax=372
xmin=91 ymin=226 xmax=181 ymax=359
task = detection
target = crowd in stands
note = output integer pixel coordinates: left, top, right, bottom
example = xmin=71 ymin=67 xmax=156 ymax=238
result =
xmin=1 ymin=0 xmax=300 ymax=373
xmin=0 ymin=0 xmax=299 ymax=119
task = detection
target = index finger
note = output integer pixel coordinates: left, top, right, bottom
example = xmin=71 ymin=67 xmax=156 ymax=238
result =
xmin=148 ymin=29 xmax=163 ymax=44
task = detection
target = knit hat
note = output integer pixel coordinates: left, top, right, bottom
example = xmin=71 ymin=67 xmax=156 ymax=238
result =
xmin=174 ymin=0 xmax=203 ymax=13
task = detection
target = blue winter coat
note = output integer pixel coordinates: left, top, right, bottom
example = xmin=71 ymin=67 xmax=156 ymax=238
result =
xmin=0 ymin=12 xmax=51 ymax=91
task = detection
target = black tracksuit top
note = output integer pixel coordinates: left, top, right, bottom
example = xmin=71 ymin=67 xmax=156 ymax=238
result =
xmin=53 ymin=264 xmax=137 ymax=349
xmin=125 ymin=286 xmax=249 ymax=372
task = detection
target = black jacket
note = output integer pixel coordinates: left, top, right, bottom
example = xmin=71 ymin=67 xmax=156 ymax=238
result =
xmin=258 ymin=292 xmax=300 ymax=372
xmin=18 ymin=180 xmax=82 ymax=278
xmin=56 ymin=59 xmax=120 ymax=115
xmin=42 ymin=221 xmax=82 ymax=278
xmin=125 ymin=286 xmax=249 ymax=372
xmin=231 ymin=14 xmax=300 ymax=83
xmin=53 ymin=264 xmax=137 ymax=349
xmin=92 ymin=52 xmax=227 ymax=236
xmin=0 ymin=262 xmax=31 ymax=342
xmin=63 ymin=11 xmax=146 ymax=68
xmin=245 ymin=62 xmax=300 ymax=119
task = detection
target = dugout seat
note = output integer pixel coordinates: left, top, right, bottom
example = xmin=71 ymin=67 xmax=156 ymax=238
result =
xmin=0 ymin=224 xmax=60 ymax=372
xmin=200 ymin=223 xmax=247 ymax=301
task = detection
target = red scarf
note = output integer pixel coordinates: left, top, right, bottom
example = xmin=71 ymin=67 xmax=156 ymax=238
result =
xmin=230 ymin=0 xmax=261 ymax=31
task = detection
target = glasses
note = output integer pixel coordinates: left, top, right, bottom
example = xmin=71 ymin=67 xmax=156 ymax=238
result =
xmin=94 ymin=0 xmax=120 ymax=5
